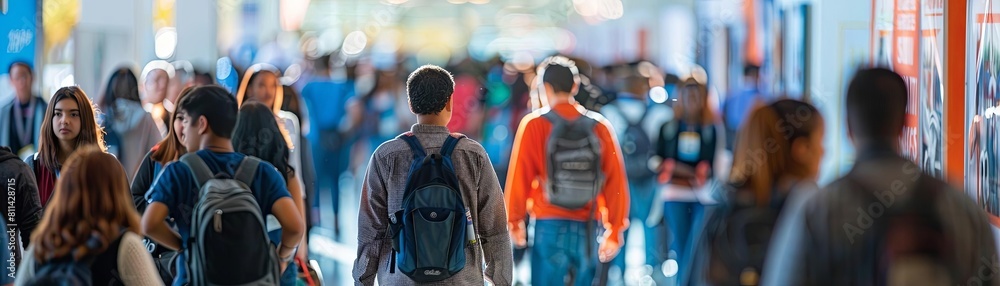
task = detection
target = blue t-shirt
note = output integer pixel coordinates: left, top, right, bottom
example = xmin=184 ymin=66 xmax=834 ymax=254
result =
xmin=146 ymin=150 xmax=291 ymax=286
xmin=301 ymin=80 xmax=354 ymax=132
xmin=723 ymin=87 xmax=762 ymax=130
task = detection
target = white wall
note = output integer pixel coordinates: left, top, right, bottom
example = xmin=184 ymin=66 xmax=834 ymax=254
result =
xmin=74 ymin=0 xmax=219 ymax=96
xmin=75 ymin=0 xmax=147 ymax=97
xmin=175 ymin=0 xmax=218 ymax=69
xmin=778 ymin=0 xmax=871 ymax=184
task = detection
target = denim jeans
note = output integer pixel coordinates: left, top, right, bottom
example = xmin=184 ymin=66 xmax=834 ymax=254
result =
xmin=663 ymin=201 xmax=705 ymax=286
xmin=610 ymin=179 xmax=667 ymax=282
xmin=532 ymin=219 xmax=599 ymax=286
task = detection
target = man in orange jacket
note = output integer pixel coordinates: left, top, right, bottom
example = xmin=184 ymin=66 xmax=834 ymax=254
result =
xmin=505 ymin=56 xmax=630 ymax=286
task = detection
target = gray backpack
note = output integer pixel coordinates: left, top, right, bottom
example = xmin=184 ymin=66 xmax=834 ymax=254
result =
xmin=542 ymin=110 xmax=604 ymax=209
xmin=180 ymin=153 xmax=280 ymax=286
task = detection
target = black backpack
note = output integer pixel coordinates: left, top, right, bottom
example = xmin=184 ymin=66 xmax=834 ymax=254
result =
xmin=26 ymin=231 xmax=126 ymax=286
xmin=608 ymin=103 xmax=655 ymax=180
xmin=180 ymin=154 xmax=280 ymax=285
xmin=542 ymin=110 xmax=604 ymax=209
xmin=388 ymin=133 xmax=470 ymax=282
xmin=702 ymin=183 xmax=784 ymax=286
xmin=850 ymin=173 xmax=956 ymax=285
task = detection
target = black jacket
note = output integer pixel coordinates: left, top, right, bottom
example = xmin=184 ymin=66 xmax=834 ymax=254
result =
xmin=129 ymin=150 xmax=158 ymax=213
xmin=0 ymin=146 xmax=43 ymax=249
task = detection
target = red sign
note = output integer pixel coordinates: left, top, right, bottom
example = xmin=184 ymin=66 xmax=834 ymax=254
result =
xmin=893 ymin=0 xmax=921 ymax=162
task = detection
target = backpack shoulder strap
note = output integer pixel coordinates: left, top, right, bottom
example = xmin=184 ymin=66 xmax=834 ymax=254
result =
xmin=179 ymin=153 xmax=213 ymax=189
xmin=541 ymin=109 xmax=566 ymax=125
xmin=624 ymin=106 xmax=649 ymax=128
xmin=398 ymin=132 xmax=426 ymax=158
xmin=234 ymin=156 xmax=262 ymax=186
xmin=579 ymin=111 xmax=601 ymax=129
xmin=441 ymin=133 xmax=467 ymax=158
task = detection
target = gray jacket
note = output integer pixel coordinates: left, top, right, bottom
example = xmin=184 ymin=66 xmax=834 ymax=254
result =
xmin=102 ymin=99 xmax=162 ymax=182
xmin=762 ymin=149 xmax=999 ymax=286
xmin=0 ymin=95 xmax=46 ymax=155
xmin=353 ymin=124 xmax=513 ymax=286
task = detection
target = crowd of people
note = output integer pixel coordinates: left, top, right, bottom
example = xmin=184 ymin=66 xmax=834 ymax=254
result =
xmin=0 ymin=48 xmax=997 ymax=286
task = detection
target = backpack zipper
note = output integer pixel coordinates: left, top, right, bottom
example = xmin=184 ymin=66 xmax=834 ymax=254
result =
xmin=214 ymin=210 xmax=223 ymax=232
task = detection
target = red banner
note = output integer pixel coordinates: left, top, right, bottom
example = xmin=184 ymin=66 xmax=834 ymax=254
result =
xmin=893 ymin=0 xmax=922 ymax=163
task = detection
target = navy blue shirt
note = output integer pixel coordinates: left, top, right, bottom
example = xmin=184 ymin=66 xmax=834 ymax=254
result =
xmin=146 ymin=150 xmax=291 ymax=286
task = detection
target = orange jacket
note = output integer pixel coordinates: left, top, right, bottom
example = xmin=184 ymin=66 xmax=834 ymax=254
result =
xmin=504 ymin=103 xmax=630 ymax=244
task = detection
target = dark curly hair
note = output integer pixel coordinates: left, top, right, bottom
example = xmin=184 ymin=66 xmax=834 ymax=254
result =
xmin=406 ymin=65 xmax=454 ymax=115
xmin=232 ymin=102 xmax=294 ymax=180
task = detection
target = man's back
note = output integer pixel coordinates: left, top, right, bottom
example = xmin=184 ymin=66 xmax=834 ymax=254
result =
xmin=764 ymin=151 xmax=999 ymax=286
xmin=301 ymin=80 xmax=353 ymax=132
xmin=146 ymin=149 xmax=291 ymax=284
xmin=353 ymin=124 xmax=512 ymax=286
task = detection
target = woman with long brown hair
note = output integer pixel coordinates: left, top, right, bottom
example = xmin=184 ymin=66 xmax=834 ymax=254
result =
xmin=696 ymin=99 xmax=825 ymax=285
xmin=654 ymin=67 xmax=726 ymax=285
xmin=130 ymin=86 xmax=195 ymax=212
xmin=25 ymin=86 xmax=106 ymax=207
xmin=15 ymin=146 xmax=161 ymax=285
xmin=129 ymin=86 xmax=195 ymax=280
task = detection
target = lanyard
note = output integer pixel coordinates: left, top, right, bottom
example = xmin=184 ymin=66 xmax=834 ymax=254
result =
xmin=12 ymin=97 xmax=35 ymax=147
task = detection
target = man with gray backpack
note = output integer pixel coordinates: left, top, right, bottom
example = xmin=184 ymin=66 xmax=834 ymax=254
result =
xmin=505 ymin=56 xmax=630 ymax=286
xmin=353 ymin=65 xmax=513 ymax=285
xmin=141 ymin=86 xmax=305 ymax=286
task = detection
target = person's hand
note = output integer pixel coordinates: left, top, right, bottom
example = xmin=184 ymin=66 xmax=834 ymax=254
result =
xmin=658 ymin=159 xmax=676 ymax=184
xmin=509 ymin=221 xmax=527 ymax=248
xmin=695 ymin=161 xmax=710 ymax=187
xmin=598 ymin=239 xmax=621 ymax=263
xmin=276 ymin=244 xmax=294 ymax=273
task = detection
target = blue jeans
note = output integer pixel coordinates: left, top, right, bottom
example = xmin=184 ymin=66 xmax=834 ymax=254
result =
xmin=611 ymin=180 xmax=667 ymax=280
xmin=310 ymin=141 xmax=350 ymax=217
xmin=532 ymin=219 xmax=599 ymax=286
xmin=663 ymin=201 xmax=705 ymax=286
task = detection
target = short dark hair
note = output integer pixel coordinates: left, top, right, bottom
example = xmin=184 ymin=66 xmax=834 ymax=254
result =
xmin=8 ymin=61 xmax=31 ymax=75
xmin=406 ymin=65 xmax=454 ymax=115
xmin=540 ymin=56 xmax=579 ymax=94
xmin=744 ymin=64 xmax=761 ymax=77
xmin=846 ymin=67 xmax=908 ymax=143
xmin=177 ymin=85 xmax=238 ymax=139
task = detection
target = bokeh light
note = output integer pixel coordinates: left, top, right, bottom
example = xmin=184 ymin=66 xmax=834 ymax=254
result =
xmin=154 ymin=27 xmax=177 ymax=59
xmin=342 ymin=31 xmax=368 ymax=55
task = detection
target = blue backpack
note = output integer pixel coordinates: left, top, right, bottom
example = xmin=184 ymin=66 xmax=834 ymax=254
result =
xmin=389 ymin=132 xmax=469 ymax=282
